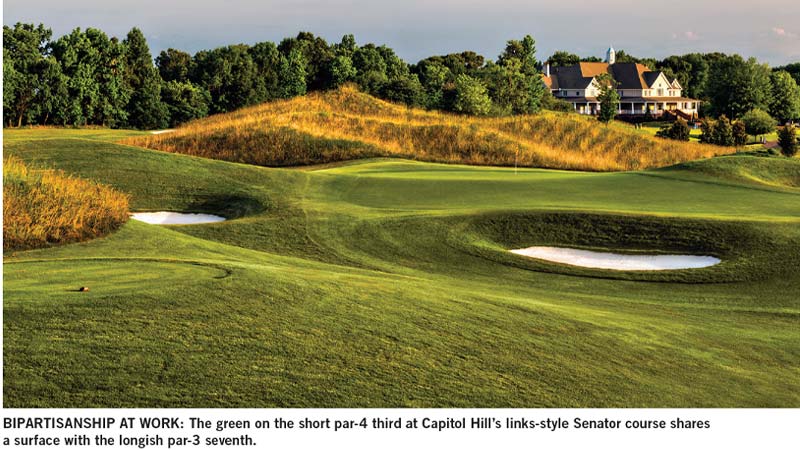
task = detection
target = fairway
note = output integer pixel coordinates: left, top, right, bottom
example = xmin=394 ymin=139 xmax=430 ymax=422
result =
xmin=3 ymin=128 xmax=800 ymax=407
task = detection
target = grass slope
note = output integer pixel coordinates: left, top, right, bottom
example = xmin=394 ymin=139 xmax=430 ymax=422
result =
xmin=125 ymin=86 xmax=733 ymax=171
xmin=3 ymin=128 xmax=799 ymax=407
xmin=3 ymin=156 xmax=129 ymax=251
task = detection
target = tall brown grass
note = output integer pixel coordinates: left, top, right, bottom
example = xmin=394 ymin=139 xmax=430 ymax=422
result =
xmin=3 ymin=156 xmax=130 ymax=251
xmin=124 ymin=85 xmax=734 ymax=171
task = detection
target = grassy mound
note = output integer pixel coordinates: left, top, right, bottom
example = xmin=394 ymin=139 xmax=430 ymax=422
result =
xmin=3 ymin=156 xmax=129 ymax=251
xmin=125 ymin=86 xmax=733 ymax=171
xmin=665 ymin=154 xmax=800 ymax=189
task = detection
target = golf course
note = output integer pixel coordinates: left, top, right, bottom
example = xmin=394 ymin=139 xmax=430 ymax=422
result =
xmin=4 ymin=115 xmax=800 ymax=407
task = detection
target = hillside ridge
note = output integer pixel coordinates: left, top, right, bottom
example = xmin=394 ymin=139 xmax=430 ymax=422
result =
xmin=125 ymin=86 xmax=734 ymax=172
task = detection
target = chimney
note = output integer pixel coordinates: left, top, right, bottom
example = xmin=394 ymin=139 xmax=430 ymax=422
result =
xmin=545 ymin=62 xmax=550 ymax=77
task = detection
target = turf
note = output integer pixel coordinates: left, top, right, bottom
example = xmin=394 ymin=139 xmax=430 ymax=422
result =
xmin=3 ymin=128 xmax=799 ymax=407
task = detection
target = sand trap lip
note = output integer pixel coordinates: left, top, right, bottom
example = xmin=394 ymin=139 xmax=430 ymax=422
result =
xmin=150 ymin=129 xmax=175 ymax=135
xmin=510 ymin=246 xmax=720 ymax=271
xmin=130 ymin=211 xmax=226 ymax=225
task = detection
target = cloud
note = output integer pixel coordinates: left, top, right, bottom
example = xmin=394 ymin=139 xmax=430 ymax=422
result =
xmin=672 ymin=31 xmax=700 ymax=40
xmin=772 ymin=27 xmax=797 ymax=38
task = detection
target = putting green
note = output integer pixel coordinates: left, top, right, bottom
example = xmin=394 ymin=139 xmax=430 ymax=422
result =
xmin=3 ymin=129 xmax=799 ymax=407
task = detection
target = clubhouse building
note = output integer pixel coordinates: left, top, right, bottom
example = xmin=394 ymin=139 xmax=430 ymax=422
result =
xmin=542 ymin=47 xmax=700 ymax=119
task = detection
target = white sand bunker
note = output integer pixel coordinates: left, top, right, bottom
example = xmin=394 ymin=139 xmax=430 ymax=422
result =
xmin=130 ymin=211 xmax=226 ymax=225
xmin=510 ymin=246 xmax=720 ymax=271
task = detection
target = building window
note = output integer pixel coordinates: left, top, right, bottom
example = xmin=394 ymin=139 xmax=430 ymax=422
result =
xmin=575 ymin=91 xmax=580 ymax=96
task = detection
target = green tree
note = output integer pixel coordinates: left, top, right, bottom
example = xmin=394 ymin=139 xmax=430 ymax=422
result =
xmin=777 ymin=125 xmax=797 ymax=157
xmin=2 ymin=23 xmax=52 ymax=126
xmin=52 ymin=27 xmax=116 ymax=126
xmin=156 ymin=48 xmax=192 ymax=82
xmin=415 ymin=62 xmax=451 ymax=110
xmin=352 ymin=44 xmax=388 ymax=94
xmin=453 ymin=74 xmax=492 ymax=115
xmin=712 ymin=115 xmax=735 ymax=146
xmin=699 ymin=119 xmax=716 ymax=144
xmin=381 ymin=74 xmax=425 ymax=107
xmin=327 ymin=35 xmax=359 ymax=89
xmin=540 ymin=90 xmax=575 ymax=113
xmin=656 ymin=118 xmax=691 ymax=141
xmin=278 ymin=48 xmax=307 ymax=98
xmin=278 ymin=32 xmax=333 ymax=90
xmin=740 ymin=109 xmax=776 ymax=141
xmin=732 ymin=120 xmax=747 ymax=146
xmin=123 ymin=27 xmax=167 ymax=129
xmin=595 ymin=73 xmax=619 ymax=124
xmin=769 ymin=71 xmax=800 ymax=121
xmin=3 ymin=57 xmax=21 ymax=126
xmin=482 ymin=61 xmax=522 ymax=115
xmin=329 ymin=55 xmax=357 ymax=88
xmin=683 ymin=53 xmax=711 ymax=100
xmin=489 ymin=35 xmax=546 ymax=114
xmin=613 ymin=49 xmax=655 ymax=69
xmin=37 ymin=57 xmax=69 ymax=125
xmin=773 ymin=63 xmax=800 ymax=85
xmin=497 ymin=35 xmax=539 ymax=75
xmin=250 ymin=41 xmax=282 ymax=101
xmin=192 ymin=45 xmax=261 ymax=113
xmin=94 ymin=31 xmax=132 ymax=127
xmin=707 ymin=55 xmax=772 ymax=118
xmin=547 ymin=51 xmax=580 ymax=67
xmin=333 ymin=34 xmax=357 ymax=59
xmin=161 ymin=80 xmax=210 ymax=126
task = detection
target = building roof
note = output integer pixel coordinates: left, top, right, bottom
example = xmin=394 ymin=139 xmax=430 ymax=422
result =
xmin=547 ymin=62 xmax=678 ymax=91
xmin=642 ymin=71 xmax=661 ymax=87
xmin=548 ymin=65 xmax=594 ymax=90
xmin=607 ymin=63 xmax=647 ymax=89
xmin=578 ymin=62 xmax=609 ymax=78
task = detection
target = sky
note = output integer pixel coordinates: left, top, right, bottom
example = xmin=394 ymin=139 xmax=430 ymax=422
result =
xmin=4 ymin=0 xmax=800 ymax=66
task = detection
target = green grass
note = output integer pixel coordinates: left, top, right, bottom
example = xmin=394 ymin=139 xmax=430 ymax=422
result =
xmin=638 ymin=121 xmax=703 ymax=142
xmin=638 ymin=121 xmax=783 ymax=150
xmin=4 ymin=128 xmax=799 ymax=407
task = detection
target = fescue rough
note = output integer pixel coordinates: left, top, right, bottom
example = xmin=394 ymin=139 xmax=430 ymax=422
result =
xmin=3 ymin=156 xmax=129 ymax=250
xmin=125 ymin=85 xmax=734 ymax=171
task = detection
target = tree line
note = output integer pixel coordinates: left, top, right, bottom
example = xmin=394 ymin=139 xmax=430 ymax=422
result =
xmin=4 ymin=22 xmax=799 ymax=129
xmin=3 ymin=23 xmax=547 ymax=128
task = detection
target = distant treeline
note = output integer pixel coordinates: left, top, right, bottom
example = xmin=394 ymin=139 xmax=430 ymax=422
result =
xmin=3 ymin=23 xmax=800 ymax=129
